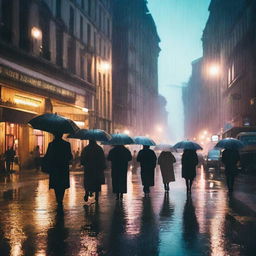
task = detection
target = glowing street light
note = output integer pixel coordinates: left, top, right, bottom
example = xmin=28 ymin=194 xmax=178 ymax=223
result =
xmin=31 ymin=27 xmax=42 ymax=40
xmin=124 ymin=129 xmax=130 ymax=135
xmin=100 ymin=61 xmax=111 ymax=72
xmin=156 ymin=125 xmax=163 ymax=133
xmin=208 ymin=64 xmax=220 ymax=77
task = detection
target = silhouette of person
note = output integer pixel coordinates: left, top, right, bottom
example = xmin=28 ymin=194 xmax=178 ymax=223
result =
xmin=137 ymin=145 xmax=157 ymax=196
xmin=107 ymin=145 xmax=132 ymax=200
xmin=4 ymin=146 xmax=15 ymax=172
xmin=43 ymin=132 xmax=73 ymax=207
xmin=33 ymin=145 xmax=41 ymax=171
xmin=158 ymin=151 xmax=176 ymax=192
xmin=80 ymin=140 xmax=106 ymax=202
xmin=181 ymin=149 xmax=198 ymax=194
xmin=221 ymin=149 xmax=240 ymax=193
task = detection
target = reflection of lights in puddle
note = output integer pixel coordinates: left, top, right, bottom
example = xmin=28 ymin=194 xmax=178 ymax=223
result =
xmin=209 ymin=182 xmax=214 ymax=188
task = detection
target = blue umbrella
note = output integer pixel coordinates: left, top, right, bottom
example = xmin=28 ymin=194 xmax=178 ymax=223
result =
xmin=102 ymin=133 xmax=135 ymax=145
xmin=215 ymin=138 xmax=244 ymax=150
xmin=134 ymin=136 xmax=156 ymax=146
xmin=28 ymin=113 xmax=79 ymax=134
xmin=173 ymin=141 xmax=203 ymax=150
xmin=68 ymin=129 xmax=111 ymax=142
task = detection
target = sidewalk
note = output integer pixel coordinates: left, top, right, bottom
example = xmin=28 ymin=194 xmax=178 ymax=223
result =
xmin=234 ymin=173 xmax=256 ymax=214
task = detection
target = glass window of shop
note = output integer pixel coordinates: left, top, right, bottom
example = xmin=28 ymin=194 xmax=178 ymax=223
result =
xmin=5 ymin=123 xmax=19 ymax=151
xmin=33 ymin=129 xmax=44 ymax=155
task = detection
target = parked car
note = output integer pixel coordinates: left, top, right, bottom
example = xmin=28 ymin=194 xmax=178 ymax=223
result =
xmin=205 ymin=149 xmax=222 ymax=170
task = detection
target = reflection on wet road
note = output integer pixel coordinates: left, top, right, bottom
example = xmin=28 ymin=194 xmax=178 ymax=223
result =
xmin=0 ymin=159 xmax=255 ymax=256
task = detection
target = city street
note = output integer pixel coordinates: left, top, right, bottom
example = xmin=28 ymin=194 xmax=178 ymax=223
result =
xmin=0 ymin=158 xmax=255 ymax=256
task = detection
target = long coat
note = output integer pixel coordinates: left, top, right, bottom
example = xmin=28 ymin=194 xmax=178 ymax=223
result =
xmin=137 ymin=148 xmax=157 ymax=187
xmin=181 ymin=150 xmax=198 ymax=180
xmin=158 ymin=151 xmax=176 ymax=183
xmin=44 ymin=138 xmax=73 ymax=190
xmin=107 ymin=146 xmax=132 ymax=193
xmin=221 ymin=149 xmax=240 ymax=176
xmin=80 ymin=143 xmax=106 ymax=192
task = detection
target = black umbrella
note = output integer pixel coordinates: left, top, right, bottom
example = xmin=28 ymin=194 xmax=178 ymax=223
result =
xmin=28 ymin=113 xmax=79 ymax=134
xmin=134 ymin=136 xmax=156 ymax=146
xmin=68 ymin=129 xmax=111 ymax=142
xmin=173 ymin=141 xmax=203 ymax=150
xmin=102 ymin=133 xmax=135 ymax=145
xmin=215 ymin=138 xmax=244 ymax=150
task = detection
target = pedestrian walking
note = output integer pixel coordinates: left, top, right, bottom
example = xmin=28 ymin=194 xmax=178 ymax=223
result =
xmin=80 ymin=140 xmax=106 ymax=202
xmin=137 ymin=145 xmax=157 ymax=196
xmin=43 ymin=132 xmax=73 ymax=207
xmin=33 ymin=145 xmax=41 ymax=171
xmin=158 ymin=151 xmax=176 ymax=192
xmin=221 ymin=149 xmax=240 ymax=193
xmin=181 ymin=149 xmax=198 ymax=194
xmin=107 ymin=145 xmax=132 ymax=200
xmin=4 ymin=146 xmax=16 ymax=172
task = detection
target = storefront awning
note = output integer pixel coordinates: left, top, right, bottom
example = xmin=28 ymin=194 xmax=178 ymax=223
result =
xmin=0 ymin=106 xmax=37 ymax=124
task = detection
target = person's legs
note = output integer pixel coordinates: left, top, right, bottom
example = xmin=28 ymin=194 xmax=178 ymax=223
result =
xmin=185 ymin=179 xmax=189 ymax=193
xmin=6 ymin=160 xmax=10 ymax=172
xmin=54 ymin=188 xmax=65 ymax=205
xmin=189 ymin=179 xmax=194 ymax=192
xmin=166 ymin=183 xmax=170 ymax=191
xmin=116 ymin=193 xmax=120 ymax=200
xmin=120 ymin=193 xmax=123 ymax=199
xmin=143 ymin=186 xmax=150 ymax=194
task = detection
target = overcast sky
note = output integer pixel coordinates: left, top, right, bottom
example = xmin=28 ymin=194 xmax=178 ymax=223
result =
xmin=147 ymin=0 xmax=211 ymax=143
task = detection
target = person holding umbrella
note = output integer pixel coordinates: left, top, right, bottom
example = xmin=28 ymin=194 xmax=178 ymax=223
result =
xmin=43 ymin=132 xmax=73 ymax=207
xmin=29 ymin=113 xmax=78 ymax=207
xmin=181 ymin=149 xmax=198 ymax=194
xmin=216 ymin=138 xmax=243 ymax=194
xmin=158 ymin=150 xmax=176 ymax=192
xmin=80 ymin=140 xmax=106 ymax=202
xmin=174 ymin=141 xmax=201 ymax=194
xmin=106 ymin=134 xmax=133 ymax=200
xmin=137 ymin=145 xmax=157 ymax=197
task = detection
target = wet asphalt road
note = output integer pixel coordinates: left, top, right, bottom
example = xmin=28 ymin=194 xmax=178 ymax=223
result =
xmin=0 ymin=158 xmax=256 ymax=256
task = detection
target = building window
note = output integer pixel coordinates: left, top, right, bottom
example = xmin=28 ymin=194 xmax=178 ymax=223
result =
xmin=87 ymin=58 xmax=92 ymax=82
xmin=67 ymin=40 xmax=76 ymax=73
xmin=80 ymin=55 xmax=85 ymax=79
xmin=56 ymin=26 xmax=63 ymax=67
xmin=69 ymin=6 xmax=75 ymax=35
xmin=56 ymin=0 xmax=61 ymax=18
xmin=88 ymin=0 xmax=92 ymax=16
xmin=40 ymin=6 xmax=51 ymax=60
xmin=19 ymin=0 xmax=30 ymax=50
xmin=1 ymin=0 xmax=13 ymax=42
xmin=87 ymin=23 xmax=91 ymax=46
xmin=80 ymin=16 xmax=83 ymax=41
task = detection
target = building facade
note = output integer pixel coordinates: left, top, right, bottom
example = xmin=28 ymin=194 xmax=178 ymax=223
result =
xmin=184 ymin=0 xmax=256 ymax=141
xmin=0 ymin=0 xmax=112 ymax=167
xmin=112 ymin=0 xmax=161 ymax=138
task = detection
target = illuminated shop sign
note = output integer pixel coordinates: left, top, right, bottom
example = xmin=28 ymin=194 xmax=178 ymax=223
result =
xmin=0 ymin=65 xmax=76 ymax=100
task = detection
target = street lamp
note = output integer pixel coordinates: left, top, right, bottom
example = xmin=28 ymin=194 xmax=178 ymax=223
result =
xmin=208 ymin=64 xmax=220 ymax=77
xmin=31 ymin=27 xmax=42 ymax=40
xmin=100 ymin=61 xmax=111 ymax=72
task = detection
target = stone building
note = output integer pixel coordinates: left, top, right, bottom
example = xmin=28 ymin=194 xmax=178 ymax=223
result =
xmin=112 ymin=0 xmax=161 ymax=138
xmin=0 ymin=0 xmax=112 ymax=167
xmin=184 ymin=0 xmax=256 ymax=140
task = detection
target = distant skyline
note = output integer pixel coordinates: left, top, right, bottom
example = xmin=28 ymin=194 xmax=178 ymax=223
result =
xmin=147 ymin=0 xmax=211 ymax=143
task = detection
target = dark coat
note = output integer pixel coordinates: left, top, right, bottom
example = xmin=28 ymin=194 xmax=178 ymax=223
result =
xmin=107 ymin=146 xmax=132 ymax=193
xmin=181 ymin=150 xmax=198 ymax=180
xmin=221 ymin=149 xmax=240 ymax=176
xmin=137 ymin=148 xmax=157 ymax=187
xmin=81 ymin=143 xmax=106 ymax=192
xmin=44 ymin=138 xmax=72 ymax=190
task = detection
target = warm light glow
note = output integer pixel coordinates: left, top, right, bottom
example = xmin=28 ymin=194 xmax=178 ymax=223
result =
xmin=74 ymin=121 xmax=85 ymax=127
xmin=156 ymin=125 xmax=163 ymax=132
xmin=203 ymin=130 xmax=208 ymax=135
xmin=100 ymin=61 xmax=111 ymax=72
xmin=82 ymin=107 xmax=89 ymax=113
xmin=31 ymin=27 xmax=42 ymax=40
xmin=14 ymin=98 xmax=39 ymax=107
xmin=124 ymin=129 xmax=130 ymax=135
xmin=208 ymin=64 xmax=220 ymax=77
